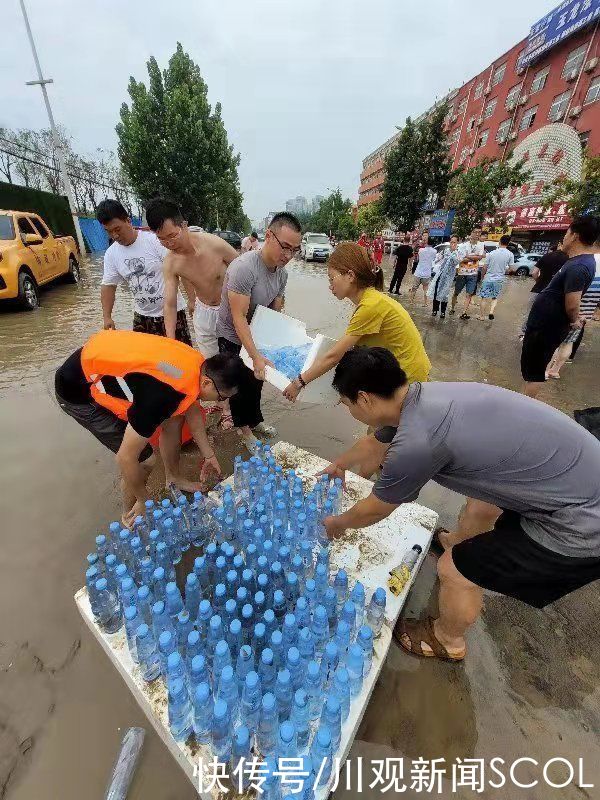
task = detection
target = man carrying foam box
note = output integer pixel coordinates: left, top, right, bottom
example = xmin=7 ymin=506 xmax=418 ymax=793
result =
xmin=216 ymin=212 xmax=302 ymax=452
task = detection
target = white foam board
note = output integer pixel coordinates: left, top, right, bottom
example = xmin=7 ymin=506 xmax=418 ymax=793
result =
xmin=75 ymin=441 xmax=437 ymax=798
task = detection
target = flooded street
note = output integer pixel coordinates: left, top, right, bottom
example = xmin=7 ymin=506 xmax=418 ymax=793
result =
xmin=1 ymin=253 xmax=599 ymax=799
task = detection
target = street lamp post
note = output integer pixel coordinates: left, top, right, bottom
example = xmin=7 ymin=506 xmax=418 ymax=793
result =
xmin=19 ymin=0 xmax=86 ymax=256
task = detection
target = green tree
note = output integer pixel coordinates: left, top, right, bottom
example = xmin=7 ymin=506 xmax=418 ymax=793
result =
xmin=356 ymin=201 xmax=386 ymax=237
xmin=381 ymin=103 xmax=454 ymax=230
xmin=116 ymin=43 xmax=244 ymax=228
xmin=311 ymin=189 xmax=355 ymax=237
xmin=543 ymin=154 xmax=600 ymax=217
xmin=447 ymin=158 xmax=531 ymax=239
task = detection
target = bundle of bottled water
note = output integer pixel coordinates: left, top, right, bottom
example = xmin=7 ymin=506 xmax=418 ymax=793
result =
xmin=84 ymin=443 xmax=388 ymax=795
xmin=259 ymin=343 xmax=313 ymax=381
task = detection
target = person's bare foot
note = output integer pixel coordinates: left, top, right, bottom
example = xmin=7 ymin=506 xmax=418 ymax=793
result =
xmin=435 ymin=528 xmax=455 ymax=550
xmin=165 ymin=475 xmax=203 ymax=493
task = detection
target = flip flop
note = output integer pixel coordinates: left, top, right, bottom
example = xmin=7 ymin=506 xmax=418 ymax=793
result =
xmin=394 ymin=617 xmax=466 ymax=662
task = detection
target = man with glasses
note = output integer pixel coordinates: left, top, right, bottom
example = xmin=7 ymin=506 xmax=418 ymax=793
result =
xmin=55 ymin=329 xmax=247 ymax=526
xmin=217 ymin=212 xmax=302 ymax=452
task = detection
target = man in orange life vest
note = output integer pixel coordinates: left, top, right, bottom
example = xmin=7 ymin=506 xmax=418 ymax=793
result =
xmin=55 ymin=330 xmax=247 ymax=527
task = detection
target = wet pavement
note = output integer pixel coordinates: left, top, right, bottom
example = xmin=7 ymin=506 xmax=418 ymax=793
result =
xmin=0 ymin=254 xmax=599 ymax=799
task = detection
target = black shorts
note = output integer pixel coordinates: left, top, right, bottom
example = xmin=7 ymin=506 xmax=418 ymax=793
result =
xmin=451 ymin=511 xmax=600 ymax=608
xmin=520 ymin=327 xmax=562 ymax=383
xmin=56 ymin=393 xmax=154 ymax=462
xmin=133 ymin=309 xmax=192 ymax=346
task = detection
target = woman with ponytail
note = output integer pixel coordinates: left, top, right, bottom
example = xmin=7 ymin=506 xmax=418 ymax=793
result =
xmin=283 ymin=242 xmax=430 ymax=402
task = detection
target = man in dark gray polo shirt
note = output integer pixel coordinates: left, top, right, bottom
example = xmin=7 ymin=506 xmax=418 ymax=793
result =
xmin=216 ymin=212 xmax=302 ymax=451
xmin=321 ymin=347 xmax=600 ymax=662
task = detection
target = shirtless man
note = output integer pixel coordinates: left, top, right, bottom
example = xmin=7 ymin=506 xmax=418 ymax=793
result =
xmin=145 ymin=198 xmax=238 ymax=356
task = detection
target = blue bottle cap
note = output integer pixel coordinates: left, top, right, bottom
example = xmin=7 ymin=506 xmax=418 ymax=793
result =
xmin=261 ymin=648 xmax=274 ymax=664
xmin=280 ymin=720 xmax=295 ymax=742
xmin=165 ymin=582 xmax=178 ymax=595
xmin=287 ymin=572 xmax=298 ymax=585
xmin=305 ymin=579 xmax=316 ymax=592
xmin=156 ymin=542 xmax=167 ymax=555
xmin=153 ymin=567 xmax=165 ymax=580
xmin=227 ymin=570 xmax=237 ymax=584
xmin=85 ymin=566 xmax=98 ymax=581
xmin=315 ymin=605 xmax=327 ymax=621
xmin=130 ymin=536 xmax=141 ymax=548
xmin=105 ymin=554 xmax=117 ymax=567
xmin=116 ymin=564 xmax=128 ymax=578
xmin=287 ymin=647 xmax=300 ymax=664
xmin=271 ymin=561 xmax=282 ymax=574
xmin=254 ymin=622 xmax=266 ymax=637
xmin=199 ymin=599 xmax=211 ymax=615
xmin=214 ymin=699 xmax=228 ymax=719
xmin=215 ymin=640 xmax=229 ymax=656
xmin=234 ymin=556 xmax=245 ymax=570
xmin=359 ymin=625 xmax=373 ymax=641
xmin=294 ymin=688 xmax=308 ymax=706
xmin=207 ymin=543 xmax=217 ymax=555
xmin=152 ymin=600 xmax=165 ymax=615
xmin=110 ymin=520 xmax=122 ymax=533
xmin=194 ymin=556 xmax=205 ymax=570
xmin=336 ymin=620 xmax=350 ymax=637
xmin=121 ymin=577 xmax=134 ymax=591
xmin=246 ymin=670 xmax=259 ymax=689
xmin=124 ymin=606 xmax=138 ymax=621
xmin=163 ymin=518 xmax=173 ymax=530
xmin=336 ymin=666 xmax=349 ymax=683
xmin=196 ymin=682 xmax=210 ymax=703
xmin=136 ymin=623 xmax=149 ymax=638
xmin=192 ymin=654 xmax=206 ymax=673
xmin=242 ymin=604 xmax=253 ymax=620
xmin=138 ymin=585 xmax=150 ymax=600
xmin=159 ymin=630 xmax=172 ymax=648
xmin=230 ymin=619 xmax=242 ymax=635
xmin=237 ymin=587 xmax=248 ymax=603
xmin=187 ymin=573 xmax=198 ymax=586
xmin=325 ymin=587 xmax=336 ymax=601
xmin=326 ymin=694 xmax=341 ymax=713
xmin=262 ymin=692 xmax=276 ymax=711
xmin=343 ymin=600 xmax=355 ymax=614
xmin=235 ymin=725 xmax=250 ymax=746
xmin=167 ymin=651 xmax=181 ymax=669
xmin=226 ymin=598 xmax=237 ymax=613
xmin=273 ymin=590 xmax=284 ymax=605
xmin=254 ymin=591 xmax=265 ymax=606
xmin=349 ymin=643 xmax=363 ymax=660
xmin=221 ymin=664 xmax=234 ymax=683
xmin=316 ymin=564 xmax=327 ymax=576
xmin=325 ymin=641 xmax=338 ymax=658
xmin=271 ymin=629 xmax=282 ymax=645
xmin=210 ymin=615 xmax=222 ymax=630
xmin=317 ymin=726 xmax=332 ymax=747
xmin=277 ymin=669 xmax=291 ymax=685
xmin=216 ymin=583 xmax=226 ymax=598
xmin=264 ymin=609 xmax=275 ymax=623
xmin=188 ymin=630 xmax=200 ymax=646
xmin=299 ymin=627 xmax=312 ymax=641
xmin=257 ymin=573 xmax=268 ymax=588
xmin=375 ymin=587 xmax=386 ymax=602
xmin=216 ymin=556 xmax=226 ymax=569
xmin=307 ymin=660 xmax=320 ymax=678
xmin=95 ymin=577 xmax=108 ymax=591
xmin=284 ymin=613 xmax=295 ymax=628
xmin=296 ymin=596 xmax=307 ymax=609
xmin=243 ymin=519 xmax=254 ymax=531
xmin=95 ymin=534 xmax=106 ymax=546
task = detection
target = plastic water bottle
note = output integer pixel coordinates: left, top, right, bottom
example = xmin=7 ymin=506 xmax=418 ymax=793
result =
xmin=120 ymin=577 xmax=138 ymax=612
xmin=236 ymin=645 xmax=254 ymax=689
xmin=148 ymin=528 xmax=161 ymax=561
xmin=300 ymin=541 xmax=314 ymax=575
xmin=155 ymin=542 xmax=175 ymax=583
xmin=298 ymin=627 xmax=315 ymax=669
xmin=236 ymin=586 xmax=249 ymax=609
xmin=259 ymin=647 xmax=277 ymax=695
xmin=263 ymin=609 xmax=276 ymax=639
xmin=129 ymin=536 xmax=144 ymax=581
xmin=152 ymin=567 xmax=167 ymax=603
xmin=310 ymin=725 xmax=333 ymax=786
xmin=320 ymin=694 xmax=342 ymax=753
xmin=275 ymin=669 xmax=293 ymax=723
xmin=205 ymin=542 xmax=218 ymax=581
xmin=272 ymin=590 xmax=286 ymax=624
xmin=168 ymin=677 xmax=193 ymax=742
xmin=314 ymin=564 xmax=328 ymax=601
xmin=104 ymin=554 xmax=118 ymax=589
xmin=95 ymin=533 xmax=110 ymax=563
xmin=193 ymin=682 xmax=213 ymax=744
xmin=224 ymin=599 xmax=238 ymax=629
xmin=186 ymin=629 xmax=202 ymax=667
xmin=346 ymin=643 xmax=365 ymax=698
xmin=257 ymin=693 xmax=279 ymax=757
xmin=279 ymin=720 xmax=298 ymax=758
xmin=254 ymin=591 xmax=266 ymax=617
xmin=321 ymin=641 xmax=339 ymax=690
xmin=95 ymin=578 xmax=122 ymax=634
xmin=217 ymin=664 xmax=240 ymax=726
xmin=298 ymin=754 xmax=316 ymax=800
xmin=262 ymin=539 xmax=274 ymax=565
xmin=166 ymin=650 xmax=188 ymax=692
xmin=262 ymin=757 xmax=283 ymax=800
xmin=291 ymin=688 xmax=311 ymax=752
xmin=241 ymin=604 xmax=254 ymax=644
xmin=286 ymin=647 xmax=303 ymax=692
xmin=312 ymin=605 xmax=330 ymax=659
xmin=322 ymin=587 xmax=337 ymax=632
xmin=165 ymin=582 xmax=184 ymax=620
xmin=334 ymin=620 xmax=351 ymax=664
xmin=286 ymin=572 xmax=300 ymax=609
xmin=208 ymin=617 xmax=225 ymax=658
xmin=214 ymin=583 xmax=227 ymax=615
xmin=233 ymin=455 xmax=244 ymax=495
xmin=136 ymin=623 xmax=161 ymax=681
xmin=109 ymin=519 xmax=123 ymax=549
xmin=304 ymin=579 xmax=317 ymax=612
xmin=139 ymin=557 xmax=155 ymax=589
xmin=86 ymin=566 xmax=102 ymax=619
xmin=366 ymin=588 xmax=387 ymax=637
xmin=282 ymin=614 xmax=298 ymax=651
xmin=333 ymin=570 xmax=349 ymax=614
xmin=157 ymin=629 xmax=176 ymax=679
xmin=176 ymin=610 xmax=193 ymax=650
xmin=185 ymin=573 xmax=201 ymax=619
xmin=341 ymin=600 xmax=357 ymax=639
xmin=190 ymin=654 xmax=210 ymax=692
xmin=231 ymin=725 xmax=252 ymax=790
xmin=257 ymin=574 xmax=270 ymax=605
xmin=213 ymin=639 xmax=232 ymax=687
xmin=212 ymin=699 xmax=232 ymax=763
xmin=240 ymin=670 xmax=262 ymax=732
xmin=332 ymin=666 xmax=351 ymax=722
xmin=316 ymin=546 xmax=330 ymax=573
xmin=291 ymin=599 xmax=308 ymax=632
xmin=241 ymin=568 xmax=255 ymax=596
xmin=356 ymin=626 xmax=374 ymax=677
xmin=271 ymin=561 xmax=285 ymax=593
xmin=253 ymin=622 xmax=267 ymax=655
xmin=152 ymin=600 xmax=174 ymax=641
xmin=350 ymin=582 xmax=366 ymax=629
xmin=304 ymin=660 xmax=323 ymax=721
xmin=272 ymin=518 xmax=284 ymax=547
xmin=123 ymin=605 xmax=142 ymax=663
xmin=197 ymin=600 xmax=214 ymax=642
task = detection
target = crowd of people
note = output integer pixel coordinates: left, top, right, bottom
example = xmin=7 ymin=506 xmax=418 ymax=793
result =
xmin=55 ymin=199 xmax=600 ymax=665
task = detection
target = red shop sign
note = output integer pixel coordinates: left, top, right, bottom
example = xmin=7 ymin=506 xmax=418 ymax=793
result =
xmin=508 ymin=202 xmax=572 ymax=231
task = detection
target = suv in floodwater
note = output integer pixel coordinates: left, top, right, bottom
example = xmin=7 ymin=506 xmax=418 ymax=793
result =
xmin=301 ymin=233 xmax=333 ymax=262
xmin=0 ymin=210 xmax=80 ymax=310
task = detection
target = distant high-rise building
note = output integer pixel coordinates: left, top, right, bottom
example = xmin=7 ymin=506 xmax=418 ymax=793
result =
xmin=311 ymin=195 xmax=324 ymax=213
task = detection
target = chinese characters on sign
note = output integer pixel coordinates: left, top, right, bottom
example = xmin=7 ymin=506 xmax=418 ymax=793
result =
xmin=518 ymin=0 xmax=600 ymax=69
xmin=508 ymin=202 xmax=572 ymax=230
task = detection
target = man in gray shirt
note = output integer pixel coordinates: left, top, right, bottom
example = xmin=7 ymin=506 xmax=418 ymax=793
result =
xmin=476 ymin=234 xmax=514 ymax=321
xmin=321 ymin=347 xmax=600 ymax=663
xmin=216 ymin=212 xmax=302 ymax=451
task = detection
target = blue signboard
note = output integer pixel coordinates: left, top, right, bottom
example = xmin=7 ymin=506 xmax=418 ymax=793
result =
xmin=429 ymin=209 xmax=455 ymax=238
xmin=518 ymin=0 xmax=600 ymax=69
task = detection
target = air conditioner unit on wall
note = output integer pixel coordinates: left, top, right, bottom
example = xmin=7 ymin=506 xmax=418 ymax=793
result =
xmin=566 ymin=69 xmax=578 ymax=81
xmin=584 ymin=57 xmax=599 ymax=72
xmin=570 ymin=106 xmax=582 ymax=117
xmin=518 ymin=95 xmax=528 ymax=105
xmin=452 ymin=114 xmax=458 ymax=122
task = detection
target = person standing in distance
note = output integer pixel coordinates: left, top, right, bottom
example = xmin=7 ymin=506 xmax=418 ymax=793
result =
xmin=217 ymin=212 xmax=303 ymax=452
xmin=97 ymin=199 xmax=192 ymax=343
xmin=408 ymin=234 xmax=436 ymax=306
xmin=242 ymin=231 xmax=260 ymax=252
xmin=450 ymin=227 xmax=485 ymax=320
xmin=389 ymin=234 xmax=413 ymax=295
xmin=476 ymin=234 xmax=514 ymax=321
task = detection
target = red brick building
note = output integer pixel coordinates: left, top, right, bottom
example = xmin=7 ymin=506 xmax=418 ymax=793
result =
xmin=358 ymin=2 xmax=600 ymax=247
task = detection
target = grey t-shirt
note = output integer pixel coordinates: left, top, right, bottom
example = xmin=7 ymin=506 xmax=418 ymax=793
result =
xmin=373 ymin=382 xmax=600 ymax=557
xmin=217 ymin=250 xmax=288 ymax=345
xmin=484 ymin=247 xmax=514 ymax=280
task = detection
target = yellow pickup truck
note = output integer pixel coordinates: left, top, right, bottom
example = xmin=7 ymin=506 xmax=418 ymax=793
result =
xmin=0 ymin=210 xmax=80 ymax=310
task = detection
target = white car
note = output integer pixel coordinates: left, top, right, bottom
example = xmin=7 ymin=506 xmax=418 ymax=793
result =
xmin=301 ymin=233 xmax=333 ymax=262
xmin=510 ymin=252 xmax=543 ymax=277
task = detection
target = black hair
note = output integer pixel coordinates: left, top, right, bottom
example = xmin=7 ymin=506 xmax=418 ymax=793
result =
xmin=332 ymin=347 xmax=407 ymax=402
xmin=145 ymin=198 xmax=184 ymax=232
xmin=269 ymin=212 xmax=302 ymax=234
xmin=499 ymin=234 xmax=511 ymax=246
xmin=203 ymin=352 xmax=248 ymax=393
xmin=251 ymin=231 xmax=258 ymax=238
xmin=568 ymin=215 xmax=600 ymax=246
xmin=96 ymin=199 xmax=128 ymax=224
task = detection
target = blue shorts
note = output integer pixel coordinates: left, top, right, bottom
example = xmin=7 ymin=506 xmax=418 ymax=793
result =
xmin=479 ymin=278 xmax=505 ymax=299
xmin=454 ymin=274 xmax=478 ymax=295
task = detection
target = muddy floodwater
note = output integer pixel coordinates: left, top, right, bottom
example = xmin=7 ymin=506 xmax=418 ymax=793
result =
xmin=0 ymin=254 xmax=599 ymax=799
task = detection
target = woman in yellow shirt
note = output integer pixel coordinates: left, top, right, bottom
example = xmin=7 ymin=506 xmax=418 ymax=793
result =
xmin=283 ymin=242 xmax=430 ymax=401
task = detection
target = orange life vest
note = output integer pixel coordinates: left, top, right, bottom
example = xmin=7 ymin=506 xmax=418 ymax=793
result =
xmin=81 ymin=330 xmax=204 ymax=423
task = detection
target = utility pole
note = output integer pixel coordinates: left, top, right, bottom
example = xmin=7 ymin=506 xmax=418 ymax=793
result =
xmin=19 ymin=0 xmax=86 ymax=256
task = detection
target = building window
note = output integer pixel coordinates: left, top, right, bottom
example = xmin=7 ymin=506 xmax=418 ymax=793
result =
xmin=562 ymin=44 xmax=587 ymax=78
xmin=448 ymin=129 xmax=460 ymax=146
xmin=496 ymin=119 xmax=511 ymax=141
xmin=505 ymin=83 xmax=522 ymax=108
xmin=477 ymin=130 xmax=489 ymax=148
xmin=530 ymin=66 xmax=550 ymax=93
xmin=579 ymin=130 xmax=591 ymax=150
xmin=474 ymin=81 xmax=484 ymax=99
xmin=483 ymin=98 xmax=497 ymax=119
xmin=457 ymin=97 xmax=467 ymax=115
xmin=458 ymin=147 xmax=469 ymax=165
xmin=548 ymin=90 xmax=572 ymax=122
xmin=584 ymin=75 xmax=600 ymax=105
xmin=492 ymin=63 xmax=507 ymax=87
xmin=519 ymin=105 xmax=538 ymax=131
xmin=466 ymin=116 xmax=476 ymax=131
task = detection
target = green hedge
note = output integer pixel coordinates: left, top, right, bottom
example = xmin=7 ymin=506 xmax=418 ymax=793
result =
xmin=0 ymin=181 xmax=76 ymax=239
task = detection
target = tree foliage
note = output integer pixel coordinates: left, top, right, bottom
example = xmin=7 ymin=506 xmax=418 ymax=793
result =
xmin=116 ymin=43 xmax=244 ymax=230
xmin=446 ymin=158 xmax=531 ymax=239
xmin=381 ymin=103 xmax=454 ymax=230
xmin=543 ymin=154 xmax=600 ymax=217
xmin=296 ymin=189 xmax=357 ymax=239
xmin=356 ymin=201 xmax=386 ymax=237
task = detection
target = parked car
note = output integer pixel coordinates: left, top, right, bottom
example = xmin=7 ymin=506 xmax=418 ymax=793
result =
xmin=213 ymin=229 xmax=242 ymax=250
xmin=509 ymin=252 xmax=543 ymax=277
xmin=301 ymin=232 xmax=333 ymax=262
xmin=0 ymin=210 xmax=80 ymax=310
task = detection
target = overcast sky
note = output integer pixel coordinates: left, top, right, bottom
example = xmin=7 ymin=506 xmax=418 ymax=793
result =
xmin=3 ymin=0 xmax=555 ymax=223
